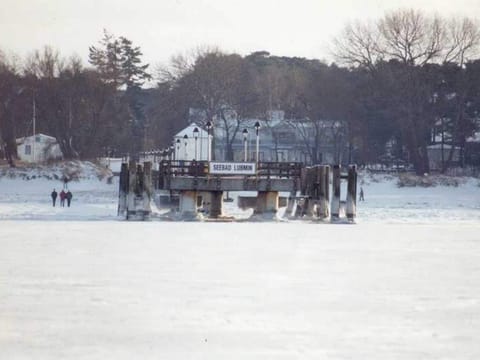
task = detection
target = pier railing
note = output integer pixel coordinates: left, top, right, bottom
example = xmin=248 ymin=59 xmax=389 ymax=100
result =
xmin=156 ymin=160 xmax=303 ymax=179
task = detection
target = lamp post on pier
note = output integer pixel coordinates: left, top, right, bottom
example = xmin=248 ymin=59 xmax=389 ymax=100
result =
xmin=242 ymin=128 xmax=248 ymax=161
xmin=176 ymin=138 xmax=180 ymax=161
xmin=193 ymin=127 xmax=199 ymax=160
xmin=206 ymin=121 xmax=212 ymax=162
xmin=254 ymin=121 xmax=260 ymax=163
xmin=183 ymin=134 xmax=188 ymax=160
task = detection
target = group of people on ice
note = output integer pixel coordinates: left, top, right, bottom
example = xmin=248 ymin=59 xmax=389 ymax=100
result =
xmin=50 ymin=188 xmax=73 ymax=207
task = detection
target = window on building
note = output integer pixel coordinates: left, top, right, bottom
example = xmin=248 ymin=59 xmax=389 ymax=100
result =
xmin=25 ymin=145 xmax=31 ymax=155
xmin=277 ymin=132 xmax=288 ymax=140
xmin=35 ymin=136 xmax=41 ymax=143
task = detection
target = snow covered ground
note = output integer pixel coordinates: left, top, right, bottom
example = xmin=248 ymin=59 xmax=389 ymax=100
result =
xmin=1 ymin=170 xmax=480 ymax=359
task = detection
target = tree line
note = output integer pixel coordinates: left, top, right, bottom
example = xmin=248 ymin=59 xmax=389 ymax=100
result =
xmin=1 ymin=9 xmax=479 ymax=174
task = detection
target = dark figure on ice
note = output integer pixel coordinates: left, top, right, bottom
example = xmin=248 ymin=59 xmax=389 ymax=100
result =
xmin=63 ymin=176 xmax=69 ymax=190
xmin=359 ymin=187 xmax=365 ymax=201
xmin=66 ymin=190 xmax=73 ymax=207
xmin=60 ymin=190 xmax=66 ymax=207
xmin=51 ymin=189 xmax=57 ymax=207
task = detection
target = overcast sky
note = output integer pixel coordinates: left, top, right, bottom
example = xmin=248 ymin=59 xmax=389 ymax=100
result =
xmin=1 ymin=0 xmax=479 ymax=68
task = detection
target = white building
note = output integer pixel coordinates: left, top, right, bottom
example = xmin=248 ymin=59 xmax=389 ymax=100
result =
xmin=173 ymin=123 xmax=210 ymax=161
xmin=427 ymin=143 xmax=461 ymax=170
xmin=16 ymin=133 xmax=63 ymax=163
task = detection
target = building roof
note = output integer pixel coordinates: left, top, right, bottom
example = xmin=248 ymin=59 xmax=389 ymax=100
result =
xmin=16 ymin=133 xmax=58 ymax=144
xmin=174 ymin=123 xmax=208 ymax=138
xmin=427 ymin=144 xmax=460 ymax=150
xmin=466 ymin=131 xmax=480 ymax=143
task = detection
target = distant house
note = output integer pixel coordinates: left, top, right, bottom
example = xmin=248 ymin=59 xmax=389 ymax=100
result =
xmin=465 ymin=131 xmax=480 ymax=166
xmin=426 ymin=144 xmax=461 ymax=170
xmin=16 ymin=134 xmax=63 ymax=163
xmin=175 ymin=108 xmax=351 ymax=165
xmin=213 ymin=110 xmax=349 ymax=164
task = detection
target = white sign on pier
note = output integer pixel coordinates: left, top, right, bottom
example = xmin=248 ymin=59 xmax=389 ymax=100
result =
xmin=209 ymin=162 xmax=256 ymax=175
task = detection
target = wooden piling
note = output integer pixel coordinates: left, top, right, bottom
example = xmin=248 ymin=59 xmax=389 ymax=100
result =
xmin=285 ymin=190 xmax=297 ymax=218
xmin=325 ymin=165 xmax=330 ymax=208
xmin=208 ymin=191 xmax=224 ymax=218
xmin=346 ymin=165 xmax=357 ymax=220
xmin=126 ymin=160 xmax=137 ymax=219
xmin=331 ymin=165 xmax=341 ymax=219
xmin=317 ymin=165 xmax=329 ymax=219
xmin=121 ymin=160 xmax=154 ymax=220
xmin=142 ymin=162 xmax=152 ymax=215
xmin=305 ymin=167 xmax=317 ymax=217
xmin=118 ymin=163 xmax=128 ymax=216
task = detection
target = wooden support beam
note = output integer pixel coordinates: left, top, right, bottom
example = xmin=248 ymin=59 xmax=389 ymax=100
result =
xmin=346 ymin=165 xmax=357 ymax=220
xmin=118 ymin=163 xmax=128 ymax=216
xmin=317 ymin=165 xmax=329 ymax=219
xmin=331 ymin=165 xmax=341 ymax=219
xmin=142 ymin=162 xmax=152 ymax=216
xmin=208 ymin=191 xmax=224 ymax=218
xmin=285 ymin=190 xmax=297 ymax=218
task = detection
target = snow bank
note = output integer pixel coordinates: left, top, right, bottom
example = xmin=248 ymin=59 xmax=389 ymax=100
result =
xmin=0 ymin=162 xmax=117 ymax=221
xmin=0 ymin=160 xmax=113 ymax=181
xmin=0 ymin=165 xmax=479 ymax=224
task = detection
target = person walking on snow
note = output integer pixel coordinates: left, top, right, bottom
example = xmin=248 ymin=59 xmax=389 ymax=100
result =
xmin=66 ymin=190 xmax=73 ymax=207
xmin=60 ymin=189 xmax=66 ymax=207
xmin=359 ymin=187 xmax=365 ymax=201
xmin=51 ymin=189 xmax=57 ymax=207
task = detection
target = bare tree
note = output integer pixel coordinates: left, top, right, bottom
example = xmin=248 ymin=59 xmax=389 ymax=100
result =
xmin=332 ymin=9 xmax=480 ymax=174
xmin=333 ymin=9 xmax=480 ymax=68
xmin=443 ymin=17 xmax=480 ymax=66
xmin=159 ymin=47 xmax=257 ymax=160
xmin=332 ymin=20 xmax=383 ymax=70
xmin=24 ymin=46 xmax=65 ymax=79
xmin=378 ymin=9 xmax=444 ymax=65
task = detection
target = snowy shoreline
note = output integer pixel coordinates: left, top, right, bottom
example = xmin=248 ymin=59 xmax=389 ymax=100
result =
xmin=1 ymin=170 xmax=479 ymax=223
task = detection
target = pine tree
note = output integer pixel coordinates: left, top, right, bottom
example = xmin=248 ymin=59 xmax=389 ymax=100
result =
xmin=88 ymin=30 xmax=151 ymax=89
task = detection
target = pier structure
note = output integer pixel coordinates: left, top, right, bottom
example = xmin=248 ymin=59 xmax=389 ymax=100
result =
xmin=119 ymin=160 xmax=357 ymax=221
xmin=285 ymin=164 xmax=357 ymax=221
xmin=118 ymin=160 xmax=152 ymax=220
xmin=156 ymin=160 xmax=302 ymax=220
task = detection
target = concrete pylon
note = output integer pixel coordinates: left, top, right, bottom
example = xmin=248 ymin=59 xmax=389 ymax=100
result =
xmin=118 ymin=163 xmax=128 ymax=216
xmin=208 ymin=191 xmax=224 ymax=218
xmin=331 ymin=165 xmax=341 ymax=219
xmin=179 ymin=190 xmax=198 ymax=219
xmin=253 ymin=191 xmax=279 ymax=219
xmin=285 ymin=190 xmax=297 ymax=218
xmin=346 ymin=165 xmax=357 ymax=220
xmin=142 ymin=162 xmax=152 ymax=217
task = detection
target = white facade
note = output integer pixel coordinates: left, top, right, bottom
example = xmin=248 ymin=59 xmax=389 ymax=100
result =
xmin=16 ymin=134 xmax=63 ymax=163
xmin=427 ymin=144 xmax=461 ymax=170
xmin=173 ymin=123 xmax=210 ymax=161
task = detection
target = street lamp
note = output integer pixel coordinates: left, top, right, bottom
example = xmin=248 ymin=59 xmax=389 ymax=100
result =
xmin=176 ymin=138 xmax=180 ymax=161
xmin=242 ymin=128 xmax=248 ymax=162
xmin=206 ymin=121 xmax=212 ymax=162
xmin=254 ymin=121 xmax=260 ymax=163
xmin=193 ymin=127 xmax=199 ymax=160
xmin=183 ymin=134 xmax=188 ymax=160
